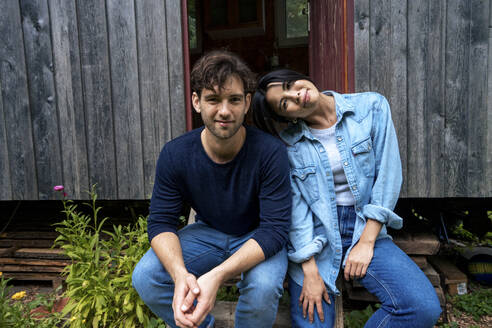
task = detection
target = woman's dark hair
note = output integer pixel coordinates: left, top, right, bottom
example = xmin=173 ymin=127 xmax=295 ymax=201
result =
xmin=252 ymin=69 xmax=314 ymax=136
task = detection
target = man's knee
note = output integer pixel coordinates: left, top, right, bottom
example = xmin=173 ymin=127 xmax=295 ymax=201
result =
xmin=240 ymin=273 xmax=285 ymax=308
xmin=132 ymin=254 xmax=173 ymax=305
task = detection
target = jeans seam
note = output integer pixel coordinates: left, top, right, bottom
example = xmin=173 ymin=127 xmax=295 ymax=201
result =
xmin=375 ymin=313 xmax=391 ymax=328
xmin=365 ymin=269 xmax=399 ymax=312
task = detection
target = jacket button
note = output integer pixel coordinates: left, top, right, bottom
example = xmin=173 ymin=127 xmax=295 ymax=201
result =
xmin=337 ymin=137 xmax=342 ymax=141
xmin=352 ymin=186 xmax=357 ymax=190
xmin=344 ymin=161 xmax=348 ymax=166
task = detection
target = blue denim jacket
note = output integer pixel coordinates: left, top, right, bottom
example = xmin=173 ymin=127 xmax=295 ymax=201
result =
xmin=279 ymin=91 xmax=403 ymax=295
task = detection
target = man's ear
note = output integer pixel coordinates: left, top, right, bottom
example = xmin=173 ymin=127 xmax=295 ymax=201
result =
xmin=192 ymin=92 xmax=201 ymax=113
xmin=245 ymin=93 xmax=252 ymax=114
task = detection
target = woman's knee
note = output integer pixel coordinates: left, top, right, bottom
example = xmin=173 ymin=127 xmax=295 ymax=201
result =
xmin=416 ymin=297 xmax=442 ymax=326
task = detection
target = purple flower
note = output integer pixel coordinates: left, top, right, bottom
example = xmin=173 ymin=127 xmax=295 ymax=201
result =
xmin=54 ymin=185 xmax=64 ymax=191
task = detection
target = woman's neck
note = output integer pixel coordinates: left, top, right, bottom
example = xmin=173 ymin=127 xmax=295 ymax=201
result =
xmin=304 ymin=93 xmax=337 ymax=129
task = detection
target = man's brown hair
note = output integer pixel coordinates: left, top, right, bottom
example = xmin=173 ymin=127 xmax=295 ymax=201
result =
xmin=190 ymin=50 xmax=256 ymax=98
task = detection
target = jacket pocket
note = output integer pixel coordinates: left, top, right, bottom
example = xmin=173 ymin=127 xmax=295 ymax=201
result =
xmin=351 ymin=137 xmax=375 ymax=177
xmin=291 ymin=165 xmax=319 ymax=205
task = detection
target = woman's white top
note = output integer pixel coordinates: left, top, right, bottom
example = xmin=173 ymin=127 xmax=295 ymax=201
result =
xmin=309 ymin=125 xmax=355 ymax=206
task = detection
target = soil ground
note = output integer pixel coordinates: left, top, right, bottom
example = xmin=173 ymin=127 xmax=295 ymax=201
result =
xmin=5 ymin=282 xmax=491 ymax=327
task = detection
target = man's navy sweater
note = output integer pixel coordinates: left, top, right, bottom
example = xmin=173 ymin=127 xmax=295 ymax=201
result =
xmin=147 ymin=125 xmax=292 ymax=259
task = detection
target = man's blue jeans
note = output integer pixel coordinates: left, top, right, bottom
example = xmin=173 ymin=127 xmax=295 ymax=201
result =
xmin=289 ymin=206 xmax=441 ymax=327
xmin=132 ymin=221 xmax=288 ymax=328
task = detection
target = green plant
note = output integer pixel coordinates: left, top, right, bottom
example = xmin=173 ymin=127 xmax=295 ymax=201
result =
xmin=344 ymin=304 xmax=377 ymax=328
xmin=448 ymin=284 xmax=492 ymax=321
xmin=0 ymin=274 xmax=63 ymax=327
xmin=54 ymin=185 xmax=166 ymax=328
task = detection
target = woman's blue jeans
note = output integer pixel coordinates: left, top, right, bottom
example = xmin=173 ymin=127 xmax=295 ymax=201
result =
xmin=289 ymin=206 xmax=441 ymax=328
xmin=132 ymin=221 xmax=288 ymax=328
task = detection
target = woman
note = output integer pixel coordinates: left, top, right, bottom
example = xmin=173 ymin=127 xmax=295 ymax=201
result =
xmin=252 ymin=69 xmax=441 ymax=328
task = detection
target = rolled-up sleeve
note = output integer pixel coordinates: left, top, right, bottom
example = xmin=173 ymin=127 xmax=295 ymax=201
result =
xmin=362 ymin=96 xmax=403 ymax=229
xmin=287 ymin=180 xmax=328 ymax=263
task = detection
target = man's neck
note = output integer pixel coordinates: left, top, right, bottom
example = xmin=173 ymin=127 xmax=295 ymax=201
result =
xmin=201 ymin=126 xmax=246 ymax=164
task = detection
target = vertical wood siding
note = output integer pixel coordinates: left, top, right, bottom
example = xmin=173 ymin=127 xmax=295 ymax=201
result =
xmin=0 ymin=0 xmax=185 ymax=200
xmin=354 ymin=0 xmax=491 ymax=197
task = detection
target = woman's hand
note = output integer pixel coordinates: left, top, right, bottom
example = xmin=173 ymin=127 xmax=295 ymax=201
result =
xmin=344 ymin=218 xmax=382 ymax=281
xmin=300 ymin=257 xmax=331 ymax=323
xmin=344 ymin=240 xmax=374 ymax=281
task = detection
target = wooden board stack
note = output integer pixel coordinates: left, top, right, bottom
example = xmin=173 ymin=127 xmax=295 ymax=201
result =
xmin=0 ymin=231 xmax=67 ymax=288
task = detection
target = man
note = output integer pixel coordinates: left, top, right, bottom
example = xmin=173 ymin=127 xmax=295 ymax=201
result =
xmin=132 ymin=51 xmax=291 ymax=328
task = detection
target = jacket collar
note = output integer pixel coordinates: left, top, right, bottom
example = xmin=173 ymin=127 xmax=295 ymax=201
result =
xmin=280 ymin=91 xmax=355 ymax=146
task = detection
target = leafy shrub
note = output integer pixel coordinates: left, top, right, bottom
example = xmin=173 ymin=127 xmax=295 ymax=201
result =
xmin=449 ymin=284 xmax=492 ymax=321
xmin=0 ymin=274 xmax=62 ymax=327
xmin=54 ymin=186 xmax=166 ymax=327
xmin=344 ymin=304 xmax=376 ymax=328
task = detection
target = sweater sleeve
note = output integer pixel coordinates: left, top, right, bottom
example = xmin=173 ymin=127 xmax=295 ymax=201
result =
xmin=252 ymin=144 xmax=292 ymax=259
xmin=147 ymin=145 xmax=184 ymax=243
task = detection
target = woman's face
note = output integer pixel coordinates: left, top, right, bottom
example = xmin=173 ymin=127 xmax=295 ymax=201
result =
xmin=265 ymin=79 xmax=320 ymax=120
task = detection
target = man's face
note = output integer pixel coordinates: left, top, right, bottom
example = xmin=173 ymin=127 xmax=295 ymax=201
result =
xmin=192 ymin=75 xmax=251 ymax=140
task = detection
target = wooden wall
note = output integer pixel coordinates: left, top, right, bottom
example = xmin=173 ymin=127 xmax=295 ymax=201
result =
xmin=354 ymin=0 xmax=491 ymax=198
xmin=0 ymin=0 xmax=186 ymax=200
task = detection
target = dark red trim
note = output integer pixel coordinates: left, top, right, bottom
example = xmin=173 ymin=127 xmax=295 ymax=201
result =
xmin=309 ymin=0 xmax=354 ymax=93
xmin=181 ymin=0 xmax=192 ymax=131
xmin=345 ymin=0 xmax=355 ymax=93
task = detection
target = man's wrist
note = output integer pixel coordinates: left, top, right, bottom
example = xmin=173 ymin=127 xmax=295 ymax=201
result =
xmin=170 ymin=266 xmax=189 ymax=283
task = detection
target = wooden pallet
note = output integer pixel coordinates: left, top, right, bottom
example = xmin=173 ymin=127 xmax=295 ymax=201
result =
xmin=0 ymin=232 xmax=68 ymax=288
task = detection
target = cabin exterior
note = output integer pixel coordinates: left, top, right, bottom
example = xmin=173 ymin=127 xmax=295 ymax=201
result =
xmin=0 ymin=0 xmax=490 ymax=201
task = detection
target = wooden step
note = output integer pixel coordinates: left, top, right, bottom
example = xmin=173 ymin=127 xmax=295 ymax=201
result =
xmin=211 ymin=301 xmax=291 ymax=328
xmin=0 ymin=258 xmax=70 ymax=267
xmin=429 ymin=256 xmax=468 ymax=295
xmin=2 ymin=272 xmax=64 ymax=289
xmin=393 ymin=232 xmax=440 ymax=255
xmin=0 ymin=239 xmax=55 ymax=248
xmin=14 ymin=248 xmax=68 ymax=260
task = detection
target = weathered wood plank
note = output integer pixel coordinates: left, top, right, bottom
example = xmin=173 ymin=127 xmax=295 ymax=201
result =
xmin=0 ymin=78 xmax=12 ymax=199
xmin=0 ymin=0 xmax=37 ymax=199
xmin=443 ymin=0 xmax=470 ymax=197
xmin=389 ymin=0 xmax=408 ymax=196
xmin=407 ymin=0 xmax=429 ymax=197
xmin=354 ymin=0 xmax=370 ymax=92
xmin=0 ymin=239 xmax=54 ymax=248
xmin=0 ymin=231 xmax=58 ymax=239
xmin=488 ymin=4 xmax=492 ymax=196
xmin=107 ymin=0 xmax=144 ymax=199
xmin=467 ymin=0 xmax=489 ymax=197
xmin=135 ymin=0 xmax=172 ymax=197
xmin=20 ymin=0 xmax=63 ymax=200
xmin=0 ymin=258 xmax=70 ymax=267
xmin=15 ymin=248 xmax=68 ymax=260
xmin=425 ymin=0 xmax=446 ymax=197
xmin=48 ymin=0 xmax=89 ymax=199
xmin=0 ymin=264 xmax=64 ymax=273
xmin=369 ymin=0 xmax=391 ymax=97
xmin=76 ymin=0 xmax=117 ymax=199
xmin=393 ymin=232 xmax=440 ymax=255
xmin=165 ymin=0 xmax=186 ymax=139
